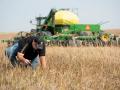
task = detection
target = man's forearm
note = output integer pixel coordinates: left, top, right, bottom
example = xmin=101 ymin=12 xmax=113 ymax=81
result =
xmin=40 ymin=56 xmax=46 ymax=69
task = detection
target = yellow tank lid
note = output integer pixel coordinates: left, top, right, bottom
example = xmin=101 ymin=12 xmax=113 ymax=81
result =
xmin=55 ymin=10 xmax=80 ymax=25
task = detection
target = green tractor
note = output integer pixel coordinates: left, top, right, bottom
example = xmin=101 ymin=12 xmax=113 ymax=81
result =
xmin=33 ymin=8 xmax=111 ymax=46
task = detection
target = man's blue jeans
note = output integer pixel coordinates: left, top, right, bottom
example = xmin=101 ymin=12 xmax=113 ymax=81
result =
xmin=5 ymin=43 xmax=39 ymax=69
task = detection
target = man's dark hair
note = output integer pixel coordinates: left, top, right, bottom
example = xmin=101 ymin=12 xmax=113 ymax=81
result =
xmin=33 ymin=37 xmax=40 ymax=44
xmin=26 ymin=36 xmax=40 ymax=44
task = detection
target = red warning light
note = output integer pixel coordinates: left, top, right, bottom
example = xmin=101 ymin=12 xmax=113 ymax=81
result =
xmin=86 ymin=25 xmax=90 ymax=30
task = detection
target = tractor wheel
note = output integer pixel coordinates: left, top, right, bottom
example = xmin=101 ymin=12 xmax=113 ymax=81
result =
xmin=100 ymin=33 xmax=110 ymax=46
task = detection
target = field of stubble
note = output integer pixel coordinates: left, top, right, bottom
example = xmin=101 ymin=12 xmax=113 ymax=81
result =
xmin=0 ymin=44 xmax=120 ymax=90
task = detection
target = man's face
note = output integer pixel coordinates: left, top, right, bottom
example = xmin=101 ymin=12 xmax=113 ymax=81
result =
xmin=32 ymin=40 xmax=38 ymax=50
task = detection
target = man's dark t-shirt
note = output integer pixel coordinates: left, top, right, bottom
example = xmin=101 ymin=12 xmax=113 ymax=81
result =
xmin=14 ymin=36 xmax=45 ymax=62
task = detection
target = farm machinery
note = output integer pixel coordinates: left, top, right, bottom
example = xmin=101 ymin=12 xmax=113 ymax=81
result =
xmin=12 ymin=8 xmax=120 ymax=46
xmin=32 ymin=8 xmax=116 ymax=46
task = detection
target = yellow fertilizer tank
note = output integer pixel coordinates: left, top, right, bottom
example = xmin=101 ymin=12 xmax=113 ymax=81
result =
xmin=55 ymin=10 xmax=80 ymax=25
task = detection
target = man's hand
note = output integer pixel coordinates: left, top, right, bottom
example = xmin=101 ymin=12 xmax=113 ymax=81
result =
xmin=23 ymin=59 xmax=31 ymax=65
xmin=17 ymin=52 xmax=31 ymax=65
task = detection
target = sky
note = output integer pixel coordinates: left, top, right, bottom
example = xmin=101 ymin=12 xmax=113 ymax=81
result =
xmin=0 ymin=0 xmax=120 ymax=32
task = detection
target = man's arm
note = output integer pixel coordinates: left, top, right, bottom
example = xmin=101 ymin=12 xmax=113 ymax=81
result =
xmin=16 ymin=38 xmax=30 ymax=64
xmin=40 ymin=56 xmax=46 ymax=69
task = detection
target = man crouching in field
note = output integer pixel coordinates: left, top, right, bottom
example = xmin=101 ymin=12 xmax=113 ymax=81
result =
xmin=5 ymin=36 xmax=46 ymax=70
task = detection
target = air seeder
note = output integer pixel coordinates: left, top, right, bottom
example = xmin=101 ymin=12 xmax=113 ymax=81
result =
xmin=33 ymin=8 xmax=112 ymax=46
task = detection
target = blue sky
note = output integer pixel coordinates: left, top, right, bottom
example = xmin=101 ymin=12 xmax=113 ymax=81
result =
xmin=0 ymin=0 xmax=120 ymax=32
